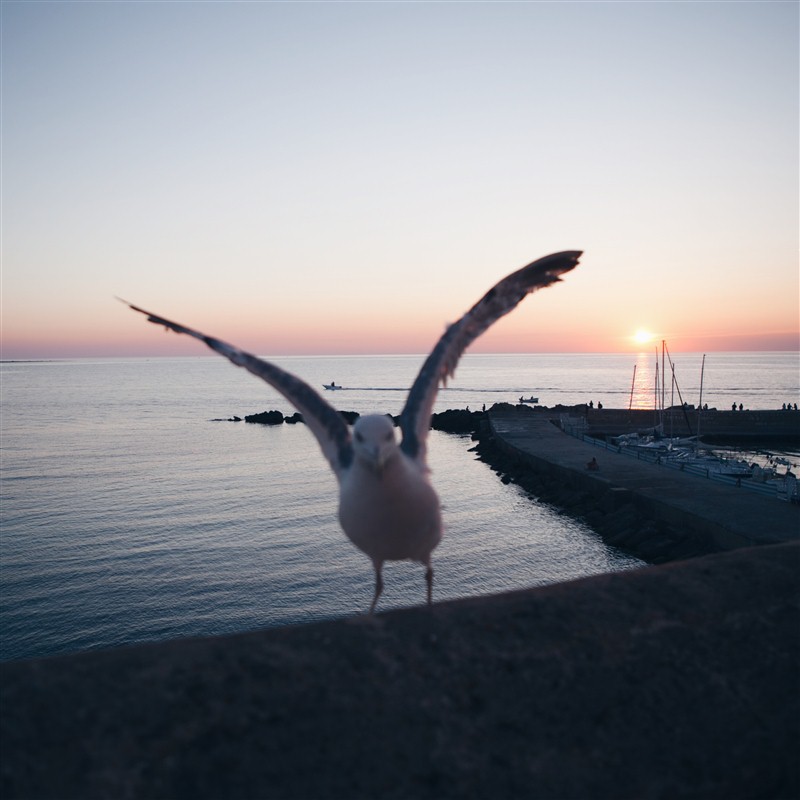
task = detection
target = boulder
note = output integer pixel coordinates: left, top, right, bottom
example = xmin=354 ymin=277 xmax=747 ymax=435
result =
xmin=430 ymin=408 xmax=484 ymax=434
xmin=244 ymin=410 xmax=284 ymax=425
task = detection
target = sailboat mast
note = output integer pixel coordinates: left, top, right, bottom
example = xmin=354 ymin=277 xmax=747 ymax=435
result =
xmin=698 ymin=353 xmax=706 ymax=441
xmin=699 ymin=353 xmax=706 ymax=409
xmin=629 ymin=364 xmax=637 ymax=411
xmin=654 ymin=347 xmax=659 ymax=428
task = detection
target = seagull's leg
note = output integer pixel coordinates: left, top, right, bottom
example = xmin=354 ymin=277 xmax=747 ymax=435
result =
xmin=425 ymin=563 xmax=434 ymax=606
xmin=369 ymin=562 xmax=384 ymax=614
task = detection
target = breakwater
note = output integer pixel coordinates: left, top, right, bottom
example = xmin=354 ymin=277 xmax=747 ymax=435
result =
xmin=478 ymin=405 xmax=799 ymax=564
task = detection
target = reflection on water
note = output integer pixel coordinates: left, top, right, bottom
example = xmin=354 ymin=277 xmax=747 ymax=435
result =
xmin=628 ymin=349 xmax=714 ymax=411
xmin=628 ymin=352 xmax=656 ymax=410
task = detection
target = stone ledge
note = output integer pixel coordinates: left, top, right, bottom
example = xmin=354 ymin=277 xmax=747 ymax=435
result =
xmin=2 ymin=542 xmax=798 ymax=800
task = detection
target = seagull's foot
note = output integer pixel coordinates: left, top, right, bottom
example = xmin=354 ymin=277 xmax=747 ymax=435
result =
xmin=425 ymin=565 xmax=434 ymax=607
xmin=368 ymin=566 xmax=384 ymax=614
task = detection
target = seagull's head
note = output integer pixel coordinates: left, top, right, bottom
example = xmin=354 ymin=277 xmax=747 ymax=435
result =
xmin=352 ymin=414 xmax=398 ymax=475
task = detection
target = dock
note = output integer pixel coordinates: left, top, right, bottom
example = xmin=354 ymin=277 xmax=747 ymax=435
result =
xmin=483 ymin=406 xmax=799 ymax=560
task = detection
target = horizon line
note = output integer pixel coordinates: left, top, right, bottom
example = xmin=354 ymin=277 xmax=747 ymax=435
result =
xmin=3 ymin=347 xmax=799 ymax=364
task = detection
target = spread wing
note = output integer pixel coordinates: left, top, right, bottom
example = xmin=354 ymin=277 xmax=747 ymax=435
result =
xmin=398 ymin=250 xmax=582 ymax=466
xmin=119 ymin=301 xmax=353 ymax=478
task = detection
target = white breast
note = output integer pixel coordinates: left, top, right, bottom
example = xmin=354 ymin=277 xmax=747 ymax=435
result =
xmin=338 ymin=452 xmax=442 ymax=566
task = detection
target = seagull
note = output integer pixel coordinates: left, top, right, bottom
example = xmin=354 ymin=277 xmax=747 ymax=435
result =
xmin=122 ymin=250 xmax=581 ymax=612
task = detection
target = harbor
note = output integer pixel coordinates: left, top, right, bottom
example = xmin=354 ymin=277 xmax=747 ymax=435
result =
xmin=479 ymin=404 xmax=799 ymax=562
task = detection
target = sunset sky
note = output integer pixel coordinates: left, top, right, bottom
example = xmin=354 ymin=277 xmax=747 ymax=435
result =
xmin=2 ymin=1 xmax=798 ymax=359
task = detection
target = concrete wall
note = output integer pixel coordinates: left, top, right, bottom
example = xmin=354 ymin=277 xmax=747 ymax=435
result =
xmin=581 ymin=407 xmax=800 ymax=439
xmin=2 ymin=543 xmax=798 ymax=800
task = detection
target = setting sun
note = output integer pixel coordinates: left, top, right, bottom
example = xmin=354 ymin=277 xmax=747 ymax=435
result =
xmin=633 ymin=329 xmax=655 ymax=346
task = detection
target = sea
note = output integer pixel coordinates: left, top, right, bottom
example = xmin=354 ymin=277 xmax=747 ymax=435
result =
xmin=1 ymin=351 xmax=798 ymax=663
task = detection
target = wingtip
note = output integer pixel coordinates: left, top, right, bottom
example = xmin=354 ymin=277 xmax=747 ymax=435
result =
xmin=564 ymin=250 xmax=583 ymax=272
xmin=116 ymin=295 xmax=139 ymax=310
xmin=522 ymin=250 xmax=583 ymax=279
xmin=550 ymin=249 xmax=583 ymax=267
xmin=116 ymin=297 xmax=154 ymax=318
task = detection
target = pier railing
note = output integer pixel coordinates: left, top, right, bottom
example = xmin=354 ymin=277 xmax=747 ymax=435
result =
xmin=559 ymin=416 xmax=798 ymax=503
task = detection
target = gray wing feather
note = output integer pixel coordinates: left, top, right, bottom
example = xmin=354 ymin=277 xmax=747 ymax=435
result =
xmin=120 ymin=301 xmax=353 ymax=477
xmin=398 ymin=251 xmax=582 ymax=465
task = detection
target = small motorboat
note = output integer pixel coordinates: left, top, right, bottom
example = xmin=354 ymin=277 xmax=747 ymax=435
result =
xmin=323 ymin=383 xmax=343 ymax=391
xmin=518 ymin=396 xmax=539 ymax=404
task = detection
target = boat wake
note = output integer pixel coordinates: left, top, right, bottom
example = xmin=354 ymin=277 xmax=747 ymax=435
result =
xmin=323 ymin=387 xmax=544 ymax=393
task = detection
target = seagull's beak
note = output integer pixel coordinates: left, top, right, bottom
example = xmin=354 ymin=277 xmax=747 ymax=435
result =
xmin=372 ymin=446 xmax=388 ymax=477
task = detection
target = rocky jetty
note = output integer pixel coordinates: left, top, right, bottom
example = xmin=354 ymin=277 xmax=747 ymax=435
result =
xmin=430 ymin=408 xmax=484 ymax=434
xmin=474 ymin=430 xmax=711 ymax=562
xmin=480 ymin=404 xmax=799 ymax=565
xmin=243 ymin=409 xmax=360 ymax=426
xmin=237 ymin=408 xmax=484 ymax=431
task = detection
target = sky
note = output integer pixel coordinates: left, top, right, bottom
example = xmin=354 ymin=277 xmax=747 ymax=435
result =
xmin=2 ymin=0 xmax=798 ymax=358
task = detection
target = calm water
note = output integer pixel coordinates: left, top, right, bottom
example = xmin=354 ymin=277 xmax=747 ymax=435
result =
xmin=1 ymin=352 xmax=797 ymax=662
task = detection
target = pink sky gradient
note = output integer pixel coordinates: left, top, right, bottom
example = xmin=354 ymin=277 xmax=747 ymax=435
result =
xmin=3 ymin=294 xmax=797 ymax=360
xmin=2 ymin=3 xmax=797 ymax=360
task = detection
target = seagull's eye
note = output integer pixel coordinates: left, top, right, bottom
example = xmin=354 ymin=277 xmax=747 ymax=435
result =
xmin=384 ymin=432 xmax=393 ymax=441
xmin=355 ymin=432 xmax=364 ymax=443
